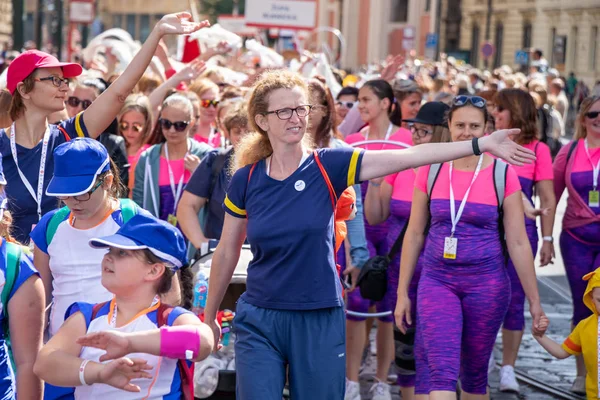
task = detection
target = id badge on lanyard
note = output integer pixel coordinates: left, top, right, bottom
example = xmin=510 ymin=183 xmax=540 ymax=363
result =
xmin=443 ymin=155 xmax=483 ymax=259
xmin=164 ymin=141 xmax=189 ymax=226
xmin=584 ymin=139 xmax=600 ymax=208
xmin=9 ymin=123 xmax=51 ymax=222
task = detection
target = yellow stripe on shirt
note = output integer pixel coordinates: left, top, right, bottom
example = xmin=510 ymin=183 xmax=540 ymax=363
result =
xmin=75 ymin=113 xmax=85 ymax=137
xmin=224 ymin=195 xmax=246 ymax=216
xmin=347 ymin=149 xmax=360 ymax=187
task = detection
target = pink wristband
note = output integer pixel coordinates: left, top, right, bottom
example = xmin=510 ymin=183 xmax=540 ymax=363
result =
xmin=159 ymin=325 xmax=201 ymax=360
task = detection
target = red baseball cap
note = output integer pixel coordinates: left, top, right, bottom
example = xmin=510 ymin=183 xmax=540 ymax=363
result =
xmin=6 ymin=50 xmax=83 ymax=95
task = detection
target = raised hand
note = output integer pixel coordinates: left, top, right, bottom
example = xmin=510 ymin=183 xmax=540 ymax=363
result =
xmin=77 ymin=331 xmax=132 ymax=362
xmin=480 ymin=129 xmax=536 ymax=166
xmin=156 ymin=12 xmax=210 ymax=37
xmin=174 ymin=59 xmax=207 ymax=84
xmin=381 ymin=54 xmax=405 ymax=82
xmin=98 ymin=357 xmax=153 ymax=392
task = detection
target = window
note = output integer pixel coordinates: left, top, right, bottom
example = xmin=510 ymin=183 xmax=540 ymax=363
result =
xmin=590 ymin=26 xmax=597 ymax=71
xmin=113 ymin=14 xmax=122 ymax=29
xmin=570 ymin=26 xmax=578 ymax=69
xmin=391 ymin=0 xmax=408 ymax=22
xmin=425 ymin=0 xmax=431 ymax=12
xmin=522 ymin=22 xmax=532 ymax=49
xmin=126 ymin=14 xmax=136 ymax=39
xmin=140 ymin=15 xmax=150 ymax=41
xmin=550 ymin=27 xmax=556 ymax=65
xmin=493 ymin=23 xmax=504 ymax=68
xmin=471 ymin=24 xmax=480 ymax=66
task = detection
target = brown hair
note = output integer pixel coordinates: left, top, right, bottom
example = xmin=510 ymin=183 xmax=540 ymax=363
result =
xmin=141 ymin=249 xmax=193 ymax=309
xmin=221 ymin=101 xmax=249 ymax=133
xmin=0 ymin=188 xmax=18 ymax=244
xmin=136 ymin=74 xmax=161 ymax=95
xmin=8 ymin=71 xmax=37 ymax=121
xmin=221 ymin=86 xmax=244 ymax=101
xmin=575 ymin=96 xmax=600 ymax=140
xmin=189 ymin=78 xmax=219 ymax=99
xmin=477 ymin=90 xmax=497 ymax=104
xmin=308 ymin=78 xmax=341 ymax=148
xmin=235 ymin=70 xmax=310 ymax=170
xmin=0 ymin=90 xmax=12 ymax=128
xmin=117 ymin=95 xmax=153 ymax=148
xmin=430 ymin=125 xmax=451 ymax=144
xmin=100 ymin=158 xmax=126 ymax=199
xmin=494 ymin=88 xmax=538 ymax=145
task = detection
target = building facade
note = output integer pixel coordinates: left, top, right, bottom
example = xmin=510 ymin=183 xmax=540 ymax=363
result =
xmin=0 ymin=0 xmax=11 ymax=45
xmin=441 ymin=0 xmax=600 ymax=85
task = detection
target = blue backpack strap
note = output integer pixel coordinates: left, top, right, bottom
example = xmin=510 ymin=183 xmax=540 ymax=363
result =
xmin=3 ymin=242 xmax=22 ymax=372
xmin=46 ymin=207 xmax=71 ymax=245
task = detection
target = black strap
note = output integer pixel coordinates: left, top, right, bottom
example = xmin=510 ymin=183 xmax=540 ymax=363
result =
xmin=387 ymin=221 xmax=409 ymax=261
xmin=566 ymin=140 xmax=578 ymax=163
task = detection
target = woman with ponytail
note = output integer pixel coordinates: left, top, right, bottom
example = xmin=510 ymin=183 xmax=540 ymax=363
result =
xmin=204 ymin=70 xmax=536 ymax=399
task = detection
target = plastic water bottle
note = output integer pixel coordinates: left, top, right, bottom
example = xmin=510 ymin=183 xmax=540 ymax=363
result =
xmin=192 ymin=270 xmax=209 ymax=316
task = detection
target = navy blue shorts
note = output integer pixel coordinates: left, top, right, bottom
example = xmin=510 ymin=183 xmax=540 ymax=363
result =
xmin=234 ymin=298 xmax=346 ymax=399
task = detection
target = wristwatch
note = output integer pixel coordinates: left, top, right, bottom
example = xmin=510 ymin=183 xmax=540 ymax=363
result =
xmin=542 ymin=236 xmax=554 ymax=242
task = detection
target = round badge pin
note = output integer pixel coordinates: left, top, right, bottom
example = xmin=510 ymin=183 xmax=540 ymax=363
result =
xmin=294 ymin=180 xmax=306 ymax=191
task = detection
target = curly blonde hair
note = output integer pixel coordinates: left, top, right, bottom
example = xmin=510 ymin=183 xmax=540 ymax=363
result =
xmin=234 ymin=70 xmax=310 ymax=171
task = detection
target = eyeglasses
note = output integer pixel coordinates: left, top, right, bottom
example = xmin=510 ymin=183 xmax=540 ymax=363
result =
xmin=66 ymin=96 xmax=92 ymax=110
xmin=265 ymin=105 xmax=312 ymax=120
xmin=585 ymin=111 xmax=600 ymax=119
xmin=35 ymin=76 xmax=69 ymax=88
xmin=119 ymin=122 xmax=144 ymax=132
xmin=201 ymin=99 xmax=220 ymax=108
xmin=336 ymin=101 xmax=354 ymax=109
xmin=57 ymin=179 xmax=104 ymax=201
xmin=409 ymin=123 xmax=433 ymax=138
xmin=159 ymin=118 xmax=190 ymax=132
xmin=453 ymin=95 xmax=486 ymax=109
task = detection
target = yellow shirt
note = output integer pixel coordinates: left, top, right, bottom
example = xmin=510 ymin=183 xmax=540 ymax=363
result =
xmin=562 ymin=314 xmax=598 ymax=399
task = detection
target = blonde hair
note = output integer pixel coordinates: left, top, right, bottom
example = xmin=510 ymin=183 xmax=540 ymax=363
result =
xmin=189 ymin=78 xmax=219 ymax=99
xmin=235 ymin=70 xmax=310 ymax=171
xmin=118 ymin=94 xmax=154 ymax=147
xmin=575 ymin=96 xmax=600 ymax=140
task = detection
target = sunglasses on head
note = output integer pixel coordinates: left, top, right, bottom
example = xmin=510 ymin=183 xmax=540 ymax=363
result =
xmin=159 ymin=118 xmax=189 ymax=132
xmin=66 ymin=96 xmax=92 ymax=110
xmin=201 ymin=99 xmax=220 ymax=108
xmin=119 ymin=122 xmax=144 ymax=133
xmin=336 ymin=101 xmax=354 ymax=109
xmin=453 ymin=95 xmax=486 ymax=109
xmin=585 ymin=111 xmax=600 ymax=119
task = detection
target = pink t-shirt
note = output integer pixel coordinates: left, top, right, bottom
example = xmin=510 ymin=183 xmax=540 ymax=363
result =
xmin=127 ymin=144 xmax=150 ymax=194
xmin=345 ymin=127 xmax=412 ymax=150
xmin=511 ymin=140 xmax=553 ymax=202
xmin=194 ymin=131 xmax=222 ymax=148
xmin=385 ymin=169 xmax=417 ymax=202
xmin=158 ymin=157 xmax=192 ymax=222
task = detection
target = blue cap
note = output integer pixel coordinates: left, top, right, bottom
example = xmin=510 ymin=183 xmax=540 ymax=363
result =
xmin=46 ymin=138 xmax=110 ymax=197
xmin=89 ymin=213 xmax=187 ymax=270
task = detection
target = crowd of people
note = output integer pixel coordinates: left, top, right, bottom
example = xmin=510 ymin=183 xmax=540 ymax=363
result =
xmin=0 ymin=10 xmax=598 ymax=400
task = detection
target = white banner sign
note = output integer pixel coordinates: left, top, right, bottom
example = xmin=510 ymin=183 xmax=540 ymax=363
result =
xmin=245 ymin=0 xmax=317 ymax=30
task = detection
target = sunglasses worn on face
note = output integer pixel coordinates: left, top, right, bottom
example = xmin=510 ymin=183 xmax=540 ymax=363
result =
xmin=67 ymin=96 xmax=92 ymax=110
xmin=119 ymin=122 xmax=144 ymax=132
xmin=586 ymin=111 xmax=600 ymax=119
xmin=159 ymin=118 xmax=190 ymax=132
xmin=201 ymin=99 xmax=220 ymax=108
xmin=57 ymin=179 xmax=104 ymax=201
xmin=336 ymin=101 xmax=354 ymax=109
xmin=36 ymin=76 xmax=69 ymax=88
xmin=453 ymin=95 xmax=486 ymax=109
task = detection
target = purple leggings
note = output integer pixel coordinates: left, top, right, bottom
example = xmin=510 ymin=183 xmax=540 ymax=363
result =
xmin=561 ymin=230 xmax=600 ymax=325
xmin=415 ymin=267 xmax=510 ymax=395
xmin=503 ymin=224 xmax=538 ymax=331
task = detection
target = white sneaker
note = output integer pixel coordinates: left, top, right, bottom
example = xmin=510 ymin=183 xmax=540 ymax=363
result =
xmin=499 ymin=365 xmax=520 ymax=393
xmin=369 ymin=381 xmax=392 ymax=400
xmin=570 ymin=376 xmax=586 ymax=395
xmin=345 ymin=380 xmax=361 ymax=400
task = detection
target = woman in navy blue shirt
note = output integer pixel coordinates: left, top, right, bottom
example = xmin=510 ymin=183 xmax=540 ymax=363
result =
xmin=203 ymin=71 xmax=535 ymax=400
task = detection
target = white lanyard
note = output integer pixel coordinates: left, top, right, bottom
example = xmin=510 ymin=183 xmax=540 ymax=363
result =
xmin=584 ymin=139 xmax=600 ymax=191
xmin=9 ymin=123 xmax=51 ymax=221
xmin=266 ymin=152 xmax=309 ymax=176
xmin=448 ymin=155 xmax=483 ymax=236
xmin=364 ymin=123 xmax=393 ymax=142
xmin=164 ymin=141 xmax=189 ymax=214
xmin=109 ymin=296 xmax=160 ymax=328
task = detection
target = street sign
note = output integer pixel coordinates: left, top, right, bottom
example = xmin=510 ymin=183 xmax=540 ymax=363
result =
xmin=514 ymin=50 xmax=528 ymax=65
xmin=425 ymin=33 xmax=438 ymax=49
xmin=69 ymin=0 xmax=95 ymax=24
xmin=245 ymin=0 xmax=317 ymax=30
xmin=481 ymin=42 xmax=494 ymax=59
